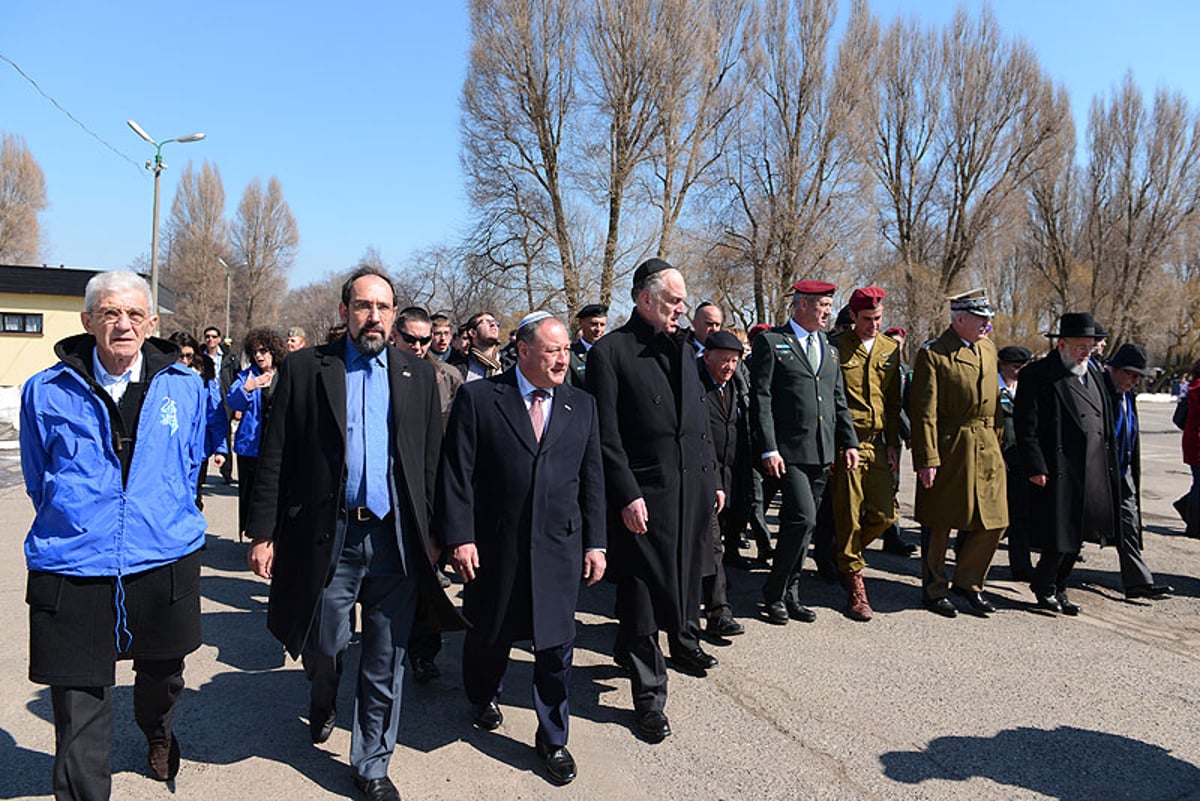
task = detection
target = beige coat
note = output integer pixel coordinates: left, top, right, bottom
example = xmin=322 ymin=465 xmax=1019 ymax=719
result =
xmin=909 ymin=328 xmax=1008 ymax=530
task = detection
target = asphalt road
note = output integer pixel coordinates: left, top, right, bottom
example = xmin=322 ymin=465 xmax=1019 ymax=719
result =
xmin=1 ymin=402 xmax=1198 ymax=801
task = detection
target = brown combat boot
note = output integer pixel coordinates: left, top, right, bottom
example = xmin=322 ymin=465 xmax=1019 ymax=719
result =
xmin=844 ymin=571 xmax=873 ymax=621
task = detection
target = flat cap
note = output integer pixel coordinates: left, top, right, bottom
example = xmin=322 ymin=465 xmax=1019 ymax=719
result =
xmin=948 ymin=288 xmax=995 ymax=318
xmin=848 ymin=286 xmax=886 ymax=312
xmin=576 ymin=303 xmax=608 ymax=319
xmin=704 ymin=330 xmax=744 ymax=354
xmin=286 ymin=326 xmax=307 ymax=339
xmin=997 ymin=345 xmax=1033 ymax=364
xmin=632 ymin=258 xmax=674 ymax=286
xmin=792 ymin=279 xmax=836 ymax=296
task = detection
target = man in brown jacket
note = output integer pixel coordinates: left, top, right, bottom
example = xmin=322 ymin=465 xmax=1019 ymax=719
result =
xmin=909 ymin=289 xmax=1008 ymax=618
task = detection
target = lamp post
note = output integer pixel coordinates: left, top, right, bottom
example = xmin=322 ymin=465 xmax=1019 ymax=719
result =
xmin=216 ymin=256 xmax=233 ymax=341
xmin=127 ymin=119 xmax=205 ymax=318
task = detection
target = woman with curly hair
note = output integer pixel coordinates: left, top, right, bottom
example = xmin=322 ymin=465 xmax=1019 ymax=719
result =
xmin=226 ymin=327 xmax=285 ymax=533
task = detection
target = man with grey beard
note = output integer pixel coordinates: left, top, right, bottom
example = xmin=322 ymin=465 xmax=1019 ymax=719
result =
xmin=1014 ymin=312 xmax=1119 ymax=616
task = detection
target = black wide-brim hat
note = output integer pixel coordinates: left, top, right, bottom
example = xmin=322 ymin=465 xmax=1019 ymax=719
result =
xmin=1044 ymin=312 xmax=1100 ymax=339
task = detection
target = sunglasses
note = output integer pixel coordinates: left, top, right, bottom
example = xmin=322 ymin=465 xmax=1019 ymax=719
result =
xmin=398 ymin=331 xmax=433 ymax=346
xmin=204 ymin=333 xmax=220 ymax=339
xmin=254 ymin=347 xmax=271 ymax=356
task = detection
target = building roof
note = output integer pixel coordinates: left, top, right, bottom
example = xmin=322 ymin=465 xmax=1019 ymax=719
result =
xmin=0 ymin=264 xmax=175 ymax=312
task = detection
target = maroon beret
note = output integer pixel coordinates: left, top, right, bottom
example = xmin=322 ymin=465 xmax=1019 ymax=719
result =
xmin=848 ymin=286 xmax=886 ymax=312
xmin=792 ymin=279 xmax=836 ymax=296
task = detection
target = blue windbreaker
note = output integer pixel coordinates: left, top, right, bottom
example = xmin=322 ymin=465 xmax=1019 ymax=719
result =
xmin=204 ymin=376 xmax=229 ymax=458
xmin=226 ymin=365 xmax=272 ymax=457
xmin=20 ymin=335 xmax=208 ymax=578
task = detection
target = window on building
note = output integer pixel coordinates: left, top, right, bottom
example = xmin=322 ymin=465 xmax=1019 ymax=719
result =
xmin=1 ymin=312 xmax=43 ymax=334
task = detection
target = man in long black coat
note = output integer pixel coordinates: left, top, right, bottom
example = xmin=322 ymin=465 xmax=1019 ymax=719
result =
xmin=436 ymin=314 xmax=605 ymax=785
xmin=246 ymin=268 xmax=463 ymax=801
xmin=586 ymin=258 xmax=720 ymax=744
xmin=1014 ymin=312 xmax=1119 ymax=616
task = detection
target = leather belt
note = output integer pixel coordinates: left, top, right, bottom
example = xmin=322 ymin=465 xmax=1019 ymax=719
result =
xmin=343 ymin=506 xmax=391 ymax=523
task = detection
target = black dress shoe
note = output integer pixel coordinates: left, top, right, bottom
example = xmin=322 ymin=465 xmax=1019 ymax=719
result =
xmin=706 ymin=616 xmax=745 ymax=637
xmin=635 ymin=710 xmax=671 ymax=743
xmin=472 ymin=700 xmax=503 ymax=731
xmin=354 ymin=775 xmax=401 ymax=801
xmin=147 ymin=735 xmax=180 ymax=781
xmin=411 ymin=656 xmax=440 ymax=683
xmin=536 ymin=741 xmax=577 ymax=785
xmin=669 ymin=647 xmax=718 ymax=676
xmin=923 ymin=596 xmax=958 ymax=618
xmin=310 ymin=704 xmax=336 ymax=744
xmin=763 ymin=600 xmax=789 ymax=625
xmin=785 ymin=601 xmax=817 ymax=622
xmin=1056 ymin=593 xmax=1081 ymax=616
xmin=1125 ymin=583 xmax=1174 ymax=599
xmin=1034 ymin=593 xmax=1063 ymax=614
xmin=882 ymin=536 xmax=917 ymax=556
xmin=951 ymin=586 xmax=996 ymax=615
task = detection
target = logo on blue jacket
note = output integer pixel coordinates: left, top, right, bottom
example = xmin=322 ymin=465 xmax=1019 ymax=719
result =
xmin=160 ymin=396 xmax=179 ymax=435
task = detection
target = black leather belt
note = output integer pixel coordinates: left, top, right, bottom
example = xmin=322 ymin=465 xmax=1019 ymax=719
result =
xmin=343 ymin=506 xmax=391 ymax=523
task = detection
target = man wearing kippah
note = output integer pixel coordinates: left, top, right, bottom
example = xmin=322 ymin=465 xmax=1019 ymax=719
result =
xmin=909 ymin=289 xmax=1008 ymax=618
xmin=749 ymin=279 xmax=859 ymax=625
xmin=828 ymin=287 xmax=902 ymax=621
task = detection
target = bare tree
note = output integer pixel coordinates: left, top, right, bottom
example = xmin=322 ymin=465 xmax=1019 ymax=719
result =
xmin=1083 ymin=73 xmax=1200 ymax=342
xmin=0 ymin=133 xmax=48 ymax=264
xmin=161 ymin=160 xmax=230 ymax=335
xmin=461 ymin=0 xmax=584 ymax=316
xmin=231 ymin=176 xmax=299 ymax=331
xmin=280 ymin=271 xmax=345 ymax=346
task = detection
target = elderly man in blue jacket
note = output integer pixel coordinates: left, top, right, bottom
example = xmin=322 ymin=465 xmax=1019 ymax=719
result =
xmin=20 ymin=270 xmax=208 ymax=799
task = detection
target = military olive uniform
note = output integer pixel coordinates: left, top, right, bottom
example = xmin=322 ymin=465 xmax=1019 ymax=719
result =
xmin=909 ymin=329 xmax=1009 ymax=598
xmin=830 ymin=331 xmax=902 ymax=573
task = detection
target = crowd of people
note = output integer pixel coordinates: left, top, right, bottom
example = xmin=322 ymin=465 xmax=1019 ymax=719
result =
xmin=18 ymin=264 xmax=1197 ymax=800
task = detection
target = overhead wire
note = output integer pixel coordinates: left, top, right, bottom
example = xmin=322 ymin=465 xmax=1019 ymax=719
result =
xmin=0 ymin=52 xmax=145 ymax=174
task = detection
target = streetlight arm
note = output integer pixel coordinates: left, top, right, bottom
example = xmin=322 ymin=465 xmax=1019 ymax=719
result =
xmin=127 ymin=119 xmax=155 ymax=143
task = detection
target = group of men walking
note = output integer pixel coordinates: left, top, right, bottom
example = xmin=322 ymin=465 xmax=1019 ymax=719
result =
xmin=19 ymin=263 xmax=1173 ymax=801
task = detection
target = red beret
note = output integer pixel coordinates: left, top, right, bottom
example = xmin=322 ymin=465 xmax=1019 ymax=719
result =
xmin=848 ymin=286 xmax=886 ymax=312
xmin=748 ymin=323 xmax=771 ymax=342
xmin=792 ymin=279 xmax=836 ymax=296
xmin=884 ymin=326 xmax=906 ymax=339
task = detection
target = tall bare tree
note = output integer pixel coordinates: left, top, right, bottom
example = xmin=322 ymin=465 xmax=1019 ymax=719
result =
xmin=0 ymin=133 xmax=48 ymax=264
xmin=1083 ymin=72 xmax=1200 ymax=342
xmin=161 ymin=160 xmax=230 ymax=335
xmin=461 ymin=0 xmax=583 ymax=316
xmin=231 ymin=176 xmax=299 ymax=331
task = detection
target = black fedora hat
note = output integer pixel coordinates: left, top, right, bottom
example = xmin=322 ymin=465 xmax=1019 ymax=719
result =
xmin=1044 ymin=312 xmax=1099 ymax=339
xmin=1108 ymin=343 xmax=1153 ymax=376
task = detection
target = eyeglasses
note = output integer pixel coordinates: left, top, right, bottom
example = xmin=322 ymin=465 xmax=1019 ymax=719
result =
xmin=350 ymin=300 xmax=395 ymax=315
xmin=92 ymin=307 xmax=148 ymax=326
xmin=398 ymin=331 xmax=433 ymax=346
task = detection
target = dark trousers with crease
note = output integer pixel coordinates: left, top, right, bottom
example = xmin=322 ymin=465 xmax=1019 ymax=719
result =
xmin=763 ymin=463 xmax=829 ymax=605
xmin=463 ymin=635 xmax=574 ymax=747
xmin=1117 ymin=472 xmax=1155 ymax=590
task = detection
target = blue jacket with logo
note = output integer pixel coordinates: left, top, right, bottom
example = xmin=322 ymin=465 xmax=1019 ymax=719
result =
xmin=20 ymin=334 xmax=208 ymax=577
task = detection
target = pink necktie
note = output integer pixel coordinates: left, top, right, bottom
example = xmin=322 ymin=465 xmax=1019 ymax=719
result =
xmin=530 ymin=389 xmax=548 ymax=441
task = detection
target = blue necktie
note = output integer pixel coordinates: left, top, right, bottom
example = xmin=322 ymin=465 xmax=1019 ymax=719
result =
xmin=364 ymin=357 xmax=390 ymax=519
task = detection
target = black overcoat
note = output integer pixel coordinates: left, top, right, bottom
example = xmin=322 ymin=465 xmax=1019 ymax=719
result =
xmin=434 ymin=370 xmax=606 ymax=649
xmin=585 ymin=312 xmax=717 ymax=636
xmin=245 ymin=339 xmax=464 ymax=658
xmin=1013 ymin=353 xmax=1120 ymax=552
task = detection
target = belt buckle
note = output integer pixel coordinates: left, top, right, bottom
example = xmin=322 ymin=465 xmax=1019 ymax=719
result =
xmin=353 ymin=507 xmax=371 ymax=522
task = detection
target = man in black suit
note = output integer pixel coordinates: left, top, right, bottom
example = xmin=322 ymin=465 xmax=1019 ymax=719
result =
xmin=436 ymin=313 xmax=605 ymax=785
xmin=697 ymin=330 xmax=747 ymax=638
xmin=749 ymin=280 xmax=859 ymax=625
xmin=246 ymin=267 xmax=463 ymax=801
xmin=586 ymin=258 xmax=721 ymax=743
xmin=1014 ymin=312 xmax=1118 ymax=616
xmin=567 ymin=303 xmax=607 ymax=389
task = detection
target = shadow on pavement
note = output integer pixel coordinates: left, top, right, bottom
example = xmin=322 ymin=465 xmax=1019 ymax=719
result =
xmin=880 ymin=725 xmax=1200 ymax=801
xmin=0 ymin=727 xmax=53 ymax=799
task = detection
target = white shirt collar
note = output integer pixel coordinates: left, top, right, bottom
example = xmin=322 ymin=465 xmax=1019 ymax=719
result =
xmin=92 ymin=348 xmax=143 ymax=402
xmin=788 ymin=318 xmax=820 ymax=341
xmin=515 ymin=366 xmax=554 ymax=401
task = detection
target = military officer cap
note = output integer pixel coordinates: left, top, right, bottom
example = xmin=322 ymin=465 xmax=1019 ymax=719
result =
xmin=792 ymin=279 xmax=836 ymax=296
xmin=704 ymin=330 xmax=744 ymax=355
xmin=632 ymin=258 xmax=674 ymax=286
xmin=948 ymin=287 xmax=995 ymax=318
xmin=848 ymin=286 xmax=886 ymax=312
xmin=1108 ymin=342 xmax=1153 ymax=376
xmin=576 ymin=303 xmax=608 ymax=320
xmin=997 ymin=345 xmax=1033 ymax=364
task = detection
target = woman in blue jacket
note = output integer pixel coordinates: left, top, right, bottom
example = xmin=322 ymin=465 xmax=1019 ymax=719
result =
xmin=170 ymin=331 xmax=229 ymax=509
xmin=226 ymin=328 xmax=285 ymax=533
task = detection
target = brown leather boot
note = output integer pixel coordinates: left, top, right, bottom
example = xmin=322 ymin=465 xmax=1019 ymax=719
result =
xmin=844 ymin=571 xmax=873 ymax=621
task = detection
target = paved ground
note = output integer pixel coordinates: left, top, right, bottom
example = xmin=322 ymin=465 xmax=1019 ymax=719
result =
xmin=1 ymin=403 xmax=1199 ymax=800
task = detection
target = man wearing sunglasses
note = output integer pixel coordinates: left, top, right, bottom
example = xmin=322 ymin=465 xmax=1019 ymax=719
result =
xmin=203 ymin=325 xmax=240 ymax=484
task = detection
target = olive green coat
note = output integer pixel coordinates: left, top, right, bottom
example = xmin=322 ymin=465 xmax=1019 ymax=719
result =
xmin=909 ymin=328 xmax=1008 ymax=530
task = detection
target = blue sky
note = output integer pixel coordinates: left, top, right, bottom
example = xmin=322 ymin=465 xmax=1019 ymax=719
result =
xmin=4 ymin=1 xmax=1199 ymax=288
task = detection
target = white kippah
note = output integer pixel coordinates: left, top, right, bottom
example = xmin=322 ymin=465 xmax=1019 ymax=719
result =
xmin=518 ymin=310 xmax=553 ymax=330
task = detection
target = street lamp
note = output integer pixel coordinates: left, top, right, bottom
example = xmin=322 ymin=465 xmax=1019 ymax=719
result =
xmin=216 ymin=256 xmax=233 ymax=341
xmin=127 ymin=119 xmax=206 ymax=318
